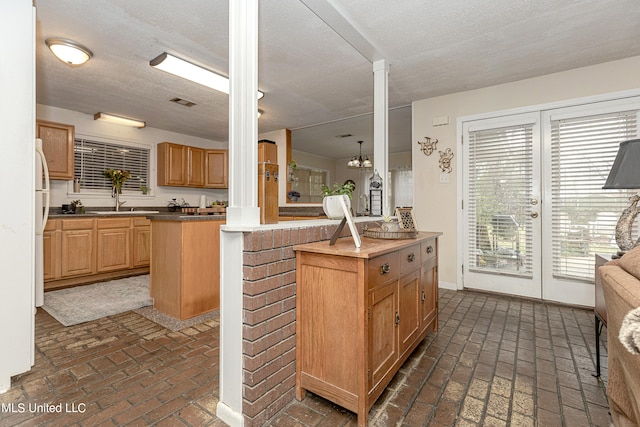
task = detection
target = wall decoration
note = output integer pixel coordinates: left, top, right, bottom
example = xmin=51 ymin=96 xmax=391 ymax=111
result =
xmin=439 ymin=148 xmax=454 ymax=173
xmin=417 ymin=137 xmax=438 ymax=156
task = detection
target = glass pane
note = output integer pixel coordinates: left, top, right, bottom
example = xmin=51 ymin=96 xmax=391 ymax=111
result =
xmin=468 ymin=124 xmax=534 ymax=277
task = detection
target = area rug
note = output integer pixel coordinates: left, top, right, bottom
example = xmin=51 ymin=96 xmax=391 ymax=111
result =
xmin=43 ymin=275 xmax=153 ymax=326
xmin=134 ymin=306 xmax=219 ymax=332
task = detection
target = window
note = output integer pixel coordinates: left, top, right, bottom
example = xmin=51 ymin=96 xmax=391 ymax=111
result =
xmin=290 ymin=167 xmax=328 ymax=203
xmin=74 ymin=138 xmax=151 ymax=192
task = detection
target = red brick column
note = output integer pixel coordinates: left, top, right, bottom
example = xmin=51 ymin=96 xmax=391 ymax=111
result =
xmin=241 ymin=222 xmax=369 ymax=426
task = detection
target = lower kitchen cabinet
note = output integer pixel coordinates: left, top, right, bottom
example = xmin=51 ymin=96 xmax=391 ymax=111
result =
xmin=294 ymin=232 xmax=441 ymax=427
xmin=45 ymin=215 xmax=150 ymax=290
xmin=61 ymin=218 xmax=95 ymax=277
xmin=132 ymin=218 xmax=151 ymax=267
xmin=96 ymin=218 xmax=131 ymax=272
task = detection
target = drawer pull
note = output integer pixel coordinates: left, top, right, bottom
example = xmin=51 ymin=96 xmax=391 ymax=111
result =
xmin=380 ymin=263 xmax=391 ymax=275
xmin=426 ymin=245 xmax=434 ymax=254
xmin=407 ymin=253 xmax=416 ymax=262
xmin=421 ymin=290 xmax=426 ymax=302
xmin=395 ymin=310 xmax=400 ymax=325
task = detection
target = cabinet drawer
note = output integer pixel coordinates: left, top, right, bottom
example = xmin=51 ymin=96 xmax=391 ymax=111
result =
xmin=399 ymin=244 xmax=421 ymax=275
xmin=133 ymin=217 xmax=151 ymax=227
xmin=62 ymin=218 xmax=94 ymax=230
xmin=368 ymin=252 xmax=399 ymax=289
xmin=97 ymin=218 xmax=131 ymax=229
xmin=421 ymin=239 xmax=437 ymax=263
xmin=44 ymin=219 xmax=57 ymax=232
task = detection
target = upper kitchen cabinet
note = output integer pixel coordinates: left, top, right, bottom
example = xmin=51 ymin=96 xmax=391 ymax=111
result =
xmin=157 ymin=142 xmax=187 ymax=186
xmin=158 ymin=142 xmax=228 ymax=188
xmin=205 ymin=149 xmax=228 ymax=188
xmin=36 ymin=120 xmax=75 ymax=180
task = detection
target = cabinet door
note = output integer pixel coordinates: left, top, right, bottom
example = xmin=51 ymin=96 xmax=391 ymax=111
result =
xmin=36 ymin=120 xmax=74 ymax=180
xmin=158 ymin=142 xmax=186 ymax=186
xmin=132 ymin=226 xmax=151 ymax=267
xmin=369 ymin=280 xmax=398 ymax=390
xmin=61 ymin=229 xmax=94 ymax=277
xmin=43 ymin=227 xmax=58 ymax=281
xmin=398 ymin=270 xmax=421 ymax=358
xmin=97 ymin=228 xmax=131 ymax=272
xmin=420 ymin=257 xmax=438 ymax=333
xmin=187 ymin=147 xmax=205 ymax=187
xmin=205 ymin=150 xmax=228 ymax=188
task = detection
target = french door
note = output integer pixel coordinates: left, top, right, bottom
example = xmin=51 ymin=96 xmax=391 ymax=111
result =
xmin=463 ymin=113 xmax=542 ymax=299
xmin=462 ymin=97 xmax=640 ymax=305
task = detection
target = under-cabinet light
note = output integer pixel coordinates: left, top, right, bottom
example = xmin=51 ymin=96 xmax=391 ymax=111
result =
xmin=94 ymin=112 xmax=146 ymax=129
xmin=150 ymin=52 xmax=264 ymax=99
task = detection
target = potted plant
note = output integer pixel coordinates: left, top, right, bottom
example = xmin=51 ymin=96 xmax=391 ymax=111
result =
xmin=287 ymin=190 xmax=301 ymax=202
xmin=321 ymin=181 xmax=355 ymax=220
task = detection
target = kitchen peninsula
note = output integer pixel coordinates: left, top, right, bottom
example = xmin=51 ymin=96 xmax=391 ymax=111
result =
xmin=149 ymin=214 xmax=224 ymax=320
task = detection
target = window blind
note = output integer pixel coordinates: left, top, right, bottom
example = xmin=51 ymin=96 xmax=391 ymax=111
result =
xmin=74 ymin=138 xmax=150 ymax=192
xmin=550 ymin=110 xmax=638 ymax=281
xmin=467 ymin=124 xmax=534 ymax=277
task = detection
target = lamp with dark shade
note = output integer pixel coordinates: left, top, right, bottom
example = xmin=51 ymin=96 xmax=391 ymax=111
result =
xmin=603 ymin=138 xmax=640 ymax=257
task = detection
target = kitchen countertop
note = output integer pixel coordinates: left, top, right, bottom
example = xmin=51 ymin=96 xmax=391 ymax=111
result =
xmin=148 ymin=214 xmax=226 ymax=221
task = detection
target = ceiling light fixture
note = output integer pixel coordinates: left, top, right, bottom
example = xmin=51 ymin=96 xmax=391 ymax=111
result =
xmin=348 ymin=141 xmax=373 ymax=169
xmin=45 ymin=38 xmax=93 ymax=65
xmin=94 ymin=112 xmax=146 ymax=129
xmin=258 ymin=109 xmax=264 ymax=118
xmin=150 ymin=52 xmax=264 ymax=99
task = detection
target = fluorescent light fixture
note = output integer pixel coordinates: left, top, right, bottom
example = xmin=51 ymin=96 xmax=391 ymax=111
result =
xmin=45 ymin=38 xmax=93 ymax=65
xmin=94 ymin=112 xmax=146 ymax=129
xmin=150 ymin=52 xmax=264 ymax=99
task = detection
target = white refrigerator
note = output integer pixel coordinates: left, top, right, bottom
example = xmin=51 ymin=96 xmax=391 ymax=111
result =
xmin=35 ymin=138 xmax=50 ymax=308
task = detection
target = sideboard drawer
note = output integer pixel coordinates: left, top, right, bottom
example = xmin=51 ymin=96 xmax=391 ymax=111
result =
xmin=421 ymin=239 xmax=437 ymax=263
xmin=368 ymin=252 xmax=399 ymax=289
xmin=399 ymin=244 xmax=421 ymax=275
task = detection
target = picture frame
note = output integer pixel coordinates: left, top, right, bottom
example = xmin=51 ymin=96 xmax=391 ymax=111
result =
xmin=340 ymin=196 xmax=361 ymax=247
xmin=395 ymin=207 xmax=418 ymax=230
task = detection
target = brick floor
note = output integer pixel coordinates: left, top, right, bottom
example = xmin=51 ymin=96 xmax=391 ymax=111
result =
xmin=0 ymin=289 xmax=611 ymax=426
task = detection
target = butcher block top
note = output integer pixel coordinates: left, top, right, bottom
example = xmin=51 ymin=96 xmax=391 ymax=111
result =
xmin=293 ymin=231 xmax=442 ymax=259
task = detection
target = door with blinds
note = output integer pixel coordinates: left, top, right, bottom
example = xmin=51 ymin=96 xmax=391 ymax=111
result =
xmin=462 ymin=97 xmax=640 ymax=305
xmin=462 ymin=113 xmax=542 ymax=299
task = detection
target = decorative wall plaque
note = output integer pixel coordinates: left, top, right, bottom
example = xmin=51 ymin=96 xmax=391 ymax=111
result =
xmin=439 ymin=148 xmax=454 ymax=173
xmin=417 ymin=137 xmax=438 ymax=156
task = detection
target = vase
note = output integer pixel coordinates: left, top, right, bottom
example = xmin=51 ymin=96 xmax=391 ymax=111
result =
xmin=323 ymin=195 xmax=351 ymax=220
xmin=112 ymin=185 xmax=121 ymax=211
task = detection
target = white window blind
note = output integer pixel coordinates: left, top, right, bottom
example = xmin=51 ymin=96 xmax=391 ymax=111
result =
xmin=550 ymin=110 xmax=638 ymax=281
xmin=467 ymin=124 xmax=534 ymax=276
xmin=74 ymin=138 xmax=150 ymax=192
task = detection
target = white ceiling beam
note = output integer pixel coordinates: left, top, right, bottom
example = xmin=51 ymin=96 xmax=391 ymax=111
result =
xmin=299 ymin=0 xmax=386 ymax=63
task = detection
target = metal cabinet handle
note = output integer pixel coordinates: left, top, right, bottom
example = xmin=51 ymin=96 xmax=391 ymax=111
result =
xmin=380 ymin=263 xmax=391 ymax=275
xmin=395 ymin=310 xmax=400 ymax=325
xmin=407 ymin=253 xmax=416 ymax=262
xmin=426 ymin=245 xmax=433 ymax=254
xmin=421 ymin=290 xmax=426 ymax=302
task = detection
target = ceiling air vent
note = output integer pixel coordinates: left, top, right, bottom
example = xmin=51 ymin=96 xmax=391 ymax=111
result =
xmin=335 ymin=134 xmax=353 ymax=138
xmin=169 ymin=97 xmax=197 ymax=107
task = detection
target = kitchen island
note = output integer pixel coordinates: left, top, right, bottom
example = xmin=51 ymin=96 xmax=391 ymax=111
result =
xmin=148 ymin=214 xmax=225 ymax=320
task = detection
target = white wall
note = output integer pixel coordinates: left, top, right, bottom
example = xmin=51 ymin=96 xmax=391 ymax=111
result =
xmin=412 ymin=55 xmax=640 ymax=288
xmin=37 ymin=104 xmax=229 ymax=209
xmin=0 ymin=1 xmax=35 ymax=392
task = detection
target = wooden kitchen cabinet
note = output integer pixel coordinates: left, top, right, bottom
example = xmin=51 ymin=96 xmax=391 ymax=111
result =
xmin=36 ymin=120 xmax=75 ymax=180
xmin=96 ymin=218 xmax=131 ymax=272
xmin=60 ymin=218 xmax=95 ymax=278
xmin=205 ymin=149 xmax=228 ymax=188
xmin=187 ymin=146 xmax=205 ymax=186
xmin=157 ymin=142 xmax=186 ymax=186
xmin=294 ymin=232 xmax=441 ymax=427
xmin=45 ymin=215 xmax=150 ymax=290
xmin=132 ymin=217 xmax=151 ymax=267
xmin=43 ymin=219 xmax=60 ymax=281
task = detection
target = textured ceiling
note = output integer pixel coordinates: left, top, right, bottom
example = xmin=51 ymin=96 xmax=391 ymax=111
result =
xmin=34 ymin=0 xmax=640 ymax=159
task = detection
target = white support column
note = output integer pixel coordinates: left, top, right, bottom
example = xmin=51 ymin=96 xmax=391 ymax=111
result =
xmin=217 ymin=1 xmax=259 ymax=425
xmin=373 ymin=59 xmax=390 ymax=216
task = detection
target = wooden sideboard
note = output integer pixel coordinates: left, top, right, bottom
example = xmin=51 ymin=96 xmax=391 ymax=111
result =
xmin=293 ymin=232 xmax=441 ymax=426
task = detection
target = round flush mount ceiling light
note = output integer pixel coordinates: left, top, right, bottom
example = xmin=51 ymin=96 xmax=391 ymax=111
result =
xmin=45 ymin=38 xmax=93 ymax=65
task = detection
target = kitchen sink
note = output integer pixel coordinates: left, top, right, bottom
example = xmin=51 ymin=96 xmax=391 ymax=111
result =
xmin=88 ymin=210 xmax=160 ymax=215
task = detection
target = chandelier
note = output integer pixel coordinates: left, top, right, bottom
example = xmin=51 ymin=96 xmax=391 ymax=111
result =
xmin=347 ymin=141 xmax=373 ymax=169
